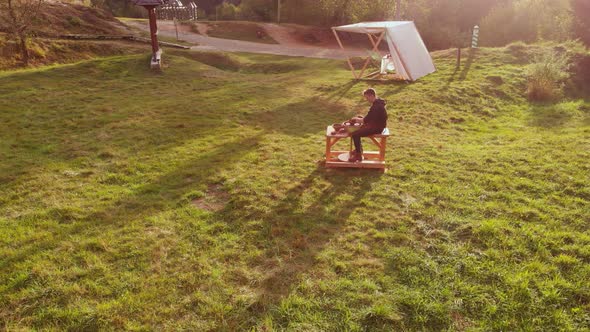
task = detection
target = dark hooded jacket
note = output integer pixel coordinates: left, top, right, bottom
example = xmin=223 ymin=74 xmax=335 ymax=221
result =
xmin=363 ymin=98 xmax=387 ymax=129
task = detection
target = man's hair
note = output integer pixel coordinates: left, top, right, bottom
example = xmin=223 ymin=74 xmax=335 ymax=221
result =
xmin=363 ymin=88 xmax=376 ymax=97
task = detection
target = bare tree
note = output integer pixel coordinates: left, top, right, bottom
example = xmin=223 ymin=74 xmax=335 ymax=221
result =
xmin=0 ymin=0 xmax=45 ymax=66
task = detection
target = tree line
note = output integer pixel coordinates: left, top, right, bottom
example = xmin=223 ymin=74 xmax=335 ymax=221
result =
xmin=1 ymin=0 xmax=588 ymax=66
xmin=87 ymin=0 xmax=590 ymax=49
xmin=203 ymin=0 xmax=589 ymax=49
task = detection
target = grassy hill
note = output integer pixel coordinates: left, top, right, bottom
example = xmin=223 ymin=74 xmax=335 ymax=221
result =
xmin=0 ymin=34 xmax=147 ymax=70
xmin=0 ymin=44 xmax=589 ymax=330
xmin=0 ymin=2 xmax=147 ymax=70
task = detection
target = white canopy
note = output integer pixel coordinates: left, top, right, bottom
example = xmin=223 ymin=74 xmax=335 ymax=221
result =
xmin=333 ymin=21 xmax=435 ymax=81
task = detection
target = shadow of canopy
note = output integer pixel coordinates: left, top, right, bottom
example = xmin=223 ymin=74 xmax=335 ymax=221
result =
xmin=250 ymin=97 xmax=355 ymax=136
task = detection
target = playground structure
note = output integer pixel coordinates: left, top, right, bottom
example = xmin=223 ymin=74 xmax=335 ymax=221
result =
xmin=157 ymin=0 xmax=198 ymax=21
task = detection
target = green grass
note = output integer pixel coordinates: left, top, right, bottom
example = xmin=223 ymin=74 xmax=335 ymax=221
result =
xmin=117 ymin=17 xmax=148 ymax=22
xmin=0 ymin=44 xmax=589 ymax=331
xmin=203 ymin=21 xmax=279 ymax=44
xmin=0 ymin=34 xmax=147 ymax=70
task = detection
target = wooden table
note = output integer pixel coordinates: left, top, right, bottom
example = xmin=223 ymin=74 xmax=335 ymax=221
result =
xmin=325 ymin=125 xmax=390 ymax=169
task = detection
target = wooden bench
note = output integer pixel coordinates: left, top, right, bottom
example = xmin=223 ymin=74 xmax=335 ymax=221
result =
xmin=325 ymin=125 xmax=390 ymax=169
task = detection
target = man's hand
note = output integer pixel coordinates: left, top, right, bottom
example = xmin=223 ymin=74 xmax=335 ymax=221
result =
xmin=350 ymin=117 xmax=364 ymax=125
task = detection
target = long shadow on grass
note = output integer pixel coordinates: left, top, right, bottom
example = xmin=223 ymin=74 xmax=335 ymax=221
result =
xmin=0 ymin=56 xmax=234 ymax=190
xmin=251 ymin=85 xmax=412 ymax=138
xmin=223 ymin=167 xmax=382 ymax=330
xmin=0 ymin=133 xmax=263 ymax=279
xmin=251 ymin=97 xmax=355 ymax=136
xmin=441 ymin=63 xmax=461 ymax=92
xmin=458 ymin=48 xmax=477 ymax=81
xmin=321 ymin=80 xmax=361 ymax=102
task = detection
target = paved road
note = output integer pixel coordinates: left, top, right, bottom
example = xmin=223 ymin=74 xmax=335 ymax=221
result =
xmin=125 ymin=20 xmax=367 ymax=60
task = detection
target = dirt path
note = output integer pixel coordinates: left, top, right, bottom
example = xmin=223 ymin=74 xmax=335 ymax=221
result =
xmin=192 ymin=22 xmax=209 ymax=36
xmin=260 ymin=23 xmax=301 ymax=46
xmin=123 ymin=20 xmax=366 ymax=60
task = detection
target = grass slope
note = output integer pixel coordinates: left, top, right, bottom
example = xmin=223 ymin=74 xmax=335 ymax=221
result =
xmin=0 ymin=34 xmax=148 ymax=70
xmin=0 ymin=44 xmax=589 ymax=331
xmin=202 ymin=21 xmax=279 ymax=44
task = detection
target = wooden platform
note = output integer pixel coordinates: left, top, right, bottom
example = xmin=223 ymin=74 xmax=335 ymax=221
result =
xmin=325 ymin=126 xmax=390 ymax=169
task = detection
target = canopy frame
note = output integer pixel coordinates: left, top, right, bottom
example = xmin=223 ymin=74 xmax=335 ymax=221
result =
xmin=332 ymin=21 xmax=437 ymax=81
xmin=332 ymin=28 xmax=400 ymax=80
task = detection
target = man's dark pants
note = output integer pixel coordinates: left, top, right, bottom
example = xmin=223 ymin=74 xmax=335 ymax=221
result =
xmin=351 ymin=126 xmax=383 ymax=154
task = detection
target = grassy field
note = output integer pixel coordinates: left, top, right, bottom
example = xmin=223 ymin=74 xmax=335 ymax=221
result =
xmin=0 ymin=44 xmax=589 ymax=331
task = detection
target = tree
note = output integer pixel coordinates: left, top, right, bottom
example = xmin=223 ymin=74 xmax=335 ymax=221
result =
xmin=0 ymin=0 xmax=45 ymax=66
xmin=480 ymin=0 xmax=572 ymax=47
xmin=571 ymin=0 xmax=590 ymax=45
xmin=197 ymin=0 xmax=225 ymax=15
xmin=238 ymin=0 xmax=274 ymax=21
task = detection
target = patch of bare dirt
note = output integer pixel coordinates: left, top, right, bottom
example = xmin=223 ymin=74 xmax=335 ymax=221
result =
xmin=263 ymin=23 xmax=338 ymax=48
xmin=193 ymin=22 xmax=210 ymax=36
xmin=192 ymin=184 xmax=229 ymax=212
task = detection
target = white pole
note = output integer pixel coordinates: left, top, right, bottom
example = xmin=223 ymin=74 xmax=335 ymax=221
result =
xmin=472 ymin=25 xmax=480 ymax=48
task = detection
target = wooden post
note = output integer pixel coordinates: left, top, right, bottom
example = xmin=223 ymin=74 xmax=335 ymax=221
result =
xmin=146 ymin=5 xmax=161 ymax=69
xmin=457 ymin=47 xmax=461 ymax=67
xmin=147 ymin=6 xmax=159 ymax=55
xmin=358 ymin=31 xmax=385 ymax=79
xmin=332 ymin=28 xmax=358 ymax=79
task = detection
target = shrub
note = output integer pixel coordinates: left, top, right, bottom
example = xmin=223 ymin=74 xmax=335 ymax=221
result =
xmin=217 ymin=2 xmax=239 ymax=20
xmin=28 ymin=42 xmax=46 ymax=59
xmin=197 ymin=8 xmax=207 ymax=20
xmin=237 ymin=0 xmax=274 ymax=21
xmin=66 ymin=15 xmax=83 ymax=27
xmin=525 ymin=51 xmax=570 ymax=101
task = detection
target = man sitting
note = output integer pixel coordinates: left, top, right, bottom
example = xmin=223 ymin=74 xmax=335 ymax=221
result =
xmin=349 ymin=88 xmax=388 ymax=162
